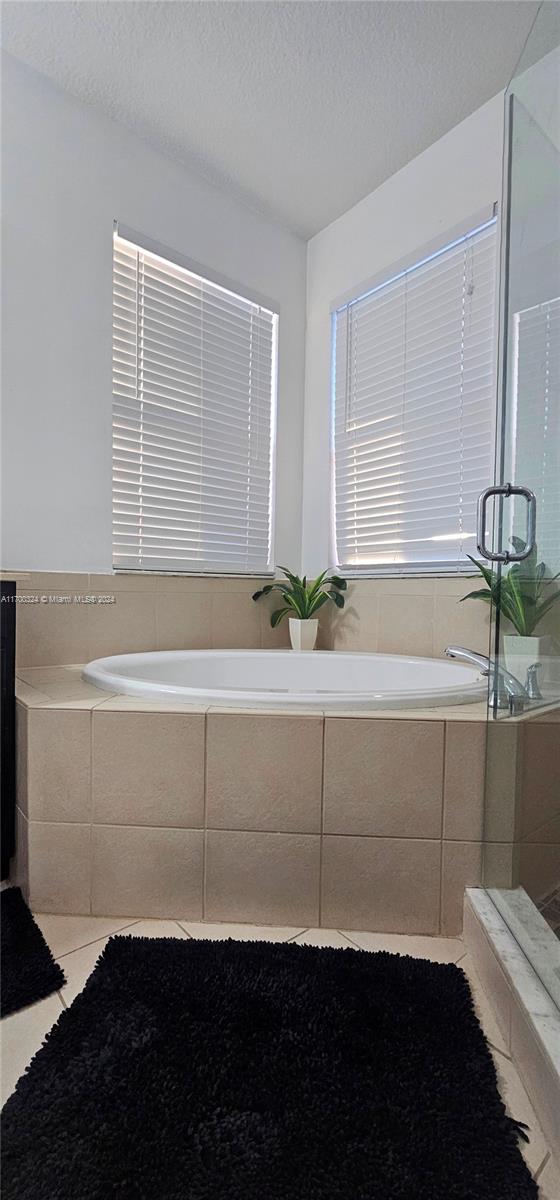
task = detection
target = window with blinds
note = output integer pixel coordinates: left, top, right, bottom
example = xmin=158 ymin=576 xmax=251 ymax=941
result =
xmin=332 ymin=215 xmax=498 ymax=574
xmin=112 ymin=233 xmax=278 ymax=574
xmin=513 ymin=296 xmax=560 ymax=571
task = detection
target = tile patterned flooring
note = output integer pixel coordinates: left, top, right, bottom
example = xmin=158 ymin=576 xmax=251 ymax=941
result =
xmin=1 ymin=917 xmax=557 ymax=1196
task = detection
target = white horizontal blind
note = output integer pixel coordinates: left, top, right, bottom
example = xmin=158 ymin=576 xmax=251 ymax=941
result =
xmin=513 ymin=297 xmax=560 ymax=571
xmin=332 ymin=217 xmax=498 ymax=574
xmin=113 ymin=234 xmax=278 ymax=573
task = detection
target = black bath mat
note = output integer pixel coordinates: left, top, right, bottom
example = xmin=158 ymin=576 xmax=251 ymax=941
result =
xmin=1 ymin=937 xmax=536 ymax=1199
xmin=1 ymin=887 xmax=65 ymax=1017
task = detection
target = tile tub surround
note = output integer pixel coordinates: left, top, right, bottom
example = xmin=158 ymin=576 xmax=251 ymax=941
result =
xmin=1 ymin=572 xmax=291 ymax=669
xmin=323 ymin=575 xmax=492 ymax=658
xmin=2 ymin=570 xmax=493 ymax=668
xmin=14 ymin=667 xmax=502 ymax=934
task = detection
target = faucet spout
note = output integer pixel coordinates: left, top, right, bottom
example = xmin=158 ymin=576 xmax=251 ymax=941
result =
xmin=444 ymin=645 xmax=529 ymax=710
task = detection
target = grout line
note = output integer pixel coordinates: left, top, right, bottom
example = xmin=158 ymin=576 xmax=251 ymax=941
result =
xmin=534 ymin=1151 xmax=550 ymax=1183
xmin=339 ymin=931 xmax=364 ymax=951
xmin=336 ymin=930 xmax=359 ymax=948
xmin=489 ymin=1041 xmax=512 ymax=1063
xmin=285 ymin=928 xmax=309 ymax=943
xmin=57 ymin=989 xmax=68 ymax=1009
xmin=53 ymin=919 xmax=141 ymax=959
xmin=175 ymin=921 xmax=195 ymax=937
xmin=36 ymin=821 xmax=485 ymax=841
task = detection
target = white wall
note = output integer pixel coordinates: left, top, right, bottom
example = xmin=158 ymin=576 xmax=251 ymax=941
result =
xmin=302 ymin=93 xmax=505 ymax=575
xmin=0 ymin=53 xmax=307 ymax=572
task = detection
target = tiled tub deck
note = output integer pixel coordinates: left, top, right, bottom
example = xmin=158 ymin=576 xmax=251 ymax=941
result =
xmin=13 ymin=664 xmax=507 ymax=936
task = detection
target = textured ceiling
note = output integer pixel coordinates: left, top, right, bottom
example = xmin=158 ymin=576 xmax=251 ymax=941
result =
xmin=2 ymin=1 xmax=540 ymax=237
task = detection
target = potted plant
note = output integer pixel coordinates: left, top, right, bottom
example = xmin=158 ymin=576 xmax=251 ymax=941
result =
xmin=461 ymin=538 xmax=560 ymax=681
xmin=253 ymin=567 xmax=347 ymax=651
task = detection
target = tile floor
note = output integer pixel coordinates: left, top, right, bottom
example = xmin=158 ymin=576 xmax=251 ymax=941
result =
xmin=1 ymin=917 xmax=557 ymax=1196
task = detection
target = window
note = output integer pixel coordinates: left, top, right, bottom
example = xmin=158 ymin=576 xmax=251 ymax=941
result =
xmin=332 ymin=214 xmax=498 ymax=574
xmin=112 ymin=232 xmax=278 ymax=573
xmin=512 ymin=297 xmax=560 ymax=569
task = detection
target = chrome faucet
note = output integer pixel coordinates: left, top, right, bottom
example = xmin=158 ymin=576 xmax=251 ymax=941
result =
xmin=444 ymin=645 xmax=529 ymax=712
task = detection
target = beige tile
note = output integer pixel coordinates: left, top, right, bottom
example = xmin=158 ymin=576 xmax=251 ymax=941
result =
xmin=378 ymin=594 xmax=434 ymax=657
xmin=324 ymin=718 xmax=444 ymax=838
xmin=12 ymin=807 xmax=29 ymax=897
xmin=15 ymin=679 xmax=52 ymax=707
xmin=330 ymin=591 xmax=379 ymax=652
xmin=433 ymin=575 xmax=475 ymax=597
xmin=321 ymin=836 xmax=441 ymax=933
xmin=206 ymin=713 xmax=323 ymax=833
xmin=443 ymin=722 xmax=486 ymax=840
xmin=28 ymin=822 xmax=91 ymax=913
xmin=91 ymin=825 xmax=203 ymax=918
xmin=57 ymin=920 xmax=190 ymax=1005
xmin=16 ymin=592 xmax=90 ymax=667
xmin=92 ymin=711 xmax=204 ymax=827
xmin=518 ymin=719 xmax=560 ymax=840
xmin=258 ymin=594 xmax=292 ymax=649
xmin=0 ymin=570 xmax=32 ymax=584
xmin=88 ymin=572 xmax=162 ymax=593
xmin=485 ymin=721 xmax=520 ymax=842
xmin=491 ymin=1048 xmax=548 ymax=1177
xmin=33 ymin=913 xmax=138 ymax=958
xmin=211 ymin=593 xmax=261 ymax=649
xmin=523 ymin=812 xmax=560 ymax=845
xmin=1 ymin=993 xmax=65 ymax=1107
xmin=292 ymin=928 xmax=358 ymax=949
xmin=433 ymin=593 xmax=491 ymax=659
xmin=179 ymin=922 xmax=303 ymax=942
xmin=15 ymin=702 xmax=28 ymax=816
xmin=483 ymin=842 xmax=515 ymax=888
xmin=458 ymin=953 xmax=511 ymax=1056
xmin=441 ymin=841 xmax=483 ymax=935
xmin=94 ymin=696 xmax=207 ymax=713
xmin=87 ymin=591 xmax=156 ymax=660
xmin=18 ymin=664 xmax=112 ymax=707
xmin=517 ymin=843 xmax=560 ymax=907
xmin=205 ymin=830 xmax=320 ymax=925
xmin=27 ymin=709 xmax=91 ymax=822
xmin=342 ymin=930 xmax=465 ymax=962
xmin=538 ymin=1155 xmax=560 ymax=1200
xmin=27 ymin=572 xmax=89 ymax=591
xmin=155 ymin=593 xmax=213 ymax=651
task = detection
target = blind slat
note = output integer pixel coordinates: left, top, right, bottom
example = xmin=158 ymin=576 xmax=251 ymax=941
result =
xmin=333 ymin=217 xmax=497 ymax=572
xmin=113 ymin=234 xmax=278 ymax=574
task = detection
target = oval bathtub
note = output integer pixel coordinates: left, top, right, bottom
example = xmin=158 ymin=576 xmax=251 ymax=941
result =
xmin=82 ymin=650 xmax=486 ymax=711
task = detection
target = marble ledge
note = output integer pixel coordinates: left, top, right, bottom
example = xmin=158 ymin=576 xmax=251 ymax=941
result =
xmin=466 ymin=889 xmax=560 ymax=1074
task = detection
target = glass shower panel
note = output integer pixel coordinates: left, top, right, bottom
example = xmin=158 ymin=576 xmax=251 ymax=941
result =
xmin=484 ymin=13 xmax=560 ymax=999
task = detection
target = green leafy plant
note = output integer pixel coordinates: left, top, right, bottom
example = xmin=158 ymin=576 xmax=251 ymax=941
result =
xmin=252 ymin=566 xmax=347 ymax=628
xmin=461 ymin=538 xmax=560 ymax=636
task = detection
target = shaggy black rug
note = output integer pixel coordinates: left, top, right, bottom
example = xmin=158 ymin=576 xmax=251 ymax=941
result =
xmin=1 ymin=887 xmax=65 ymax=1017
xmin=1 ymin=936 xmax=537 ymax=1199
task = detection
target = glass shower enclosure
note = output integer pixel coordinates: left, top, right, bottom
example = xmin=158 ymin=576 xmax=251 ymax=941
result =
xmin=482 ymin=4 xmax=560 ymax=1005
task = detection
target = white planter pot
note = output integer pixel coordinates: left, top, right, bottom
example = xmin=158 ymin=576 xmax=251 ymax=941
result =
xmin=289 ymin=618 xmax=318 ymax=651
xmin=503 ymin=635 xmax=542 ymax=687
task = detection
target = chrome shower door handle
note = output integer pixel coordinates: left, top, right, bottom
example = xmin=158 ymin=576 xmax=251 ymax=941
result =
xmin=476 ymin=483 xmax=537 ymax=563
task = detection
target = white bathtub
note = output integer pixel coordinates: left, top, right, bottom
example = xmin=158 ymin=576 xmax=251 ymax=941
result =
xmin=82 ymin=650 xmax=486 ymax=711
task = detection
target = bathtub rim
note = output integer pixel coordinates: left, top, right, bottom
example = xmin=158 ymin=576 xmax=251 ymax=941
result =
xmin=82 ymin=649 xmax=488 ymax=712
